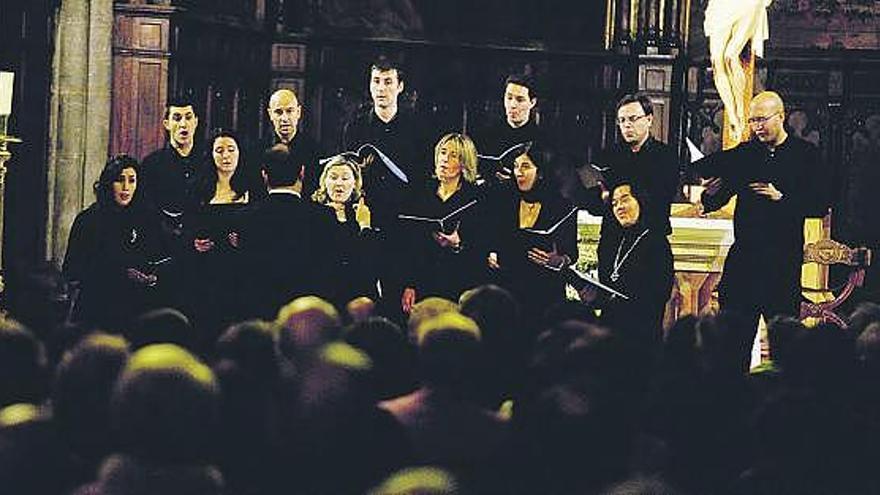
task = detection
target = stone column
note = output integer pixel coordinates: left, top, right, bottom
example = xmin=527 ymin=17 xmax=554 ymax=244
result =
xmin=45 ymin=0 xmax=113 ymax=266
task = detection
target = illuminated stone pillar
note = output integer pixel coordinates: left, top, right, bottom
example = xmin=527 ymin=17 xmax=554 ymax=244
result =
xmin=45 ymin=0 xmax=113 ymax=266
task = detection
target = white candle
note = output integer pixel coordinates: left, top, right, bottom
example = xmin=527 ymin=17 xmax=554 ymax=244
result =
xmin=0 ymin=72 xmax=14 ymax=116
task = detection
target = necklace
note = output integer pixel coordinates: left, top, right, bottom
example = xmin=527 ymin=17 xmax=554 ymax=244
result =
xmin=519 ymin=200 xmax=541 ymax=228
xmin=610 ymin=228 xmax=649 ymax=282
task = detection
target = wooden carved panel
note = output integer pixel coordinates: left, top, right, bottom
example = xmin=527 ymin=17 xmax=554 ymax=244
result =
xmin=272 ymin=43 xmax=306 ymax=72
xmin=138 ymin=21 xmax=164 ymax=50
xmin=112 ymin=57 xmax=168 ymax=159
xmin=114 ymin=15 xmax=169 ymax=52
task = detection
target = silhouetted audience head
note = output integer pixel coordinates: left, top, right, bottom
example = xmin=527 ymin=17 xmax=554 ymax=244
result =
xmin=344 ymin=317 xmax=418 ymax=400
xmin=408 ymin=297 xmax=459 ymax=340
xmin=661 ymin=315 xmax=698 ymax=371
xmin=276 ymin=296 xmax=341 ymax=358
xmin=215 ymin=319 xmax=279 ymax=379
xmin=0 ymin=318 xmax=48 ymax=408
xmin=0 ymin=403 xmax=70 ymax=494
xmin=53 ymin=333 xmax=130 ymax=467
xmin=692 ymin=311 xmax=751 ymax=375
xmin=112 ymin=344 xmax=220 ymax=464
xmin=93 ymin=454 xmax=224 ymax=495
xmin=368 ymin=466 xmax=460 ymax=495
xmin=515 ymin=321 xmax=635 ymax=493
xmin=459 ymin=284 xmax=521 ymax=345
xmin=849 ymin=302 xmax=880 ymax=336
xmin=3 ymin=260 xmax=69 ymax=342
xmin=416 ymin=312 xmax=481 ymax=392
xmin=127 ymin=308 xmax=196 ymax=353
xmin=297 ymin=342 xmax=374 ymax=413
xmin=212 ymin=321 xmax=284 ymax=495
xmin=601 ymin=477 xmax=683 ymax=495
xmin=347 ymin=296 xmax=377 ymax=323
xmin=542 ymin=299 xmax=600 ymax=328
xmin=855 ymin=321 xmax=880 ymax=372
xmin=766 ymin=316 xmax=805 ymax=371
xmin=783 ymin=322 xmax=855 ymax=390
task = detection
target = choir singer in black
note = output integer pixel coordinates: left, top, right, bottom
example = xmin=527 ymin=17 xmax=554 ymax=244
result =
xmin=694 ymin=91 xmax=829 ymax=370
xmin=486 ymin=144 xmax=577 ymax=330
xmin=580 ymin=182 xmax=673 ymax=352
xmin=311 ymin=154 xmax=381 ymax=310
xmin=64 ymin=155 xmax=171 ymax=329
xmin=400 ymin=133 xmax=484 ymax=311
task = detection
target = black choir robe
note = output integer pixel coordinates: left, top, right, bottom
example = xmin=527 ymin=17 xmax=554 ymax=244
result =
xmin=140 ymin=144 xmax=206 ymax=214
xmin=321 ymin=202 xmax=382 ymax=309
xmin=596 ymin=222 xmax=674 ymax=349
xmin=401 ymin=180 xmax=485 ymax=302
xmin=239 ymin=191 xmax=335 ymax=319
xmin=488 ymin=184 xmax=578 ymax=324
xmin=341 ymin=107 xmax=435 ymax=224
xmin=63 ymin=203 xmax=171 ymax=329
xmin=578 ymin=136 xmax=681 ymax=235
xmin=182 ymin=202 xmax=251 ymax=342
xmin=341 ymin=108 xmax=434 ymax=315
xmin=694 ymin=136 xmax=829 ymax=323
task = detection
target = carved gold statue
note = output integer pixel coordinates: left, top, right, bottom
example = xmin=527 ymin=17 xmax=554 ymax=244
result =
xmin=704 ymin=0 xmax=772 ymax=144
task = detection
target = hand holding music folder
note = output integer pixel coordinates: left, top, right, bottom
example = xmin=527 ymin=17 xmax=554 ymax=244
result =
xmin=566 ymin=267 xmax=630 ymax=301
xmin=321 ymin=144 xmax=409 ymax=184
xmin=477 ymin=141 xmax=532 ymax=178
xmin=139 ymin=257 xmax=173 ymax=286
xmin=398 ymin=199 xmax=479 ymax=234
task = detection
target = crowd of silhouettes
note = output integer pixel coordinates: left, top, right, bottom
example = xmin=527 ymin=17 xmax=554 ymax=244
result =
xmin=1 ymin=264 xmax=879 ymax=495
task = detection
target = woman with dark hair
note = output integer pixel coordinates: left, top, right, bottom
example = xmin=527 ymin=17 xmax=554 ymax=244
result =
xmin=185 ymin=130 xmax=254 ymax=344
xmin=195 ymin=129 xmax=252 ymax=207
xmin=586 ymin=182 xmax=673 ymax=351
xmin=311 ymin=154 xmax=380 ymax=309
xmin=486 ymin=145 xmax=578 ymax=333
xmin=63 ymin=155 xmax=170 ymax=329
xmin=400 ymin=133 xmax=485 ymax=310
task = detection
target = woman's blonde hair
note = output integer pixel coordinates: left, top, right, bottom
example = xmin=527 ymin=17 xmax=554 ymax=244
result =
xmin=434 ymin=133 xmax=478 ymax=184
xmin=311 ymin=154 xmax=364 ymax=204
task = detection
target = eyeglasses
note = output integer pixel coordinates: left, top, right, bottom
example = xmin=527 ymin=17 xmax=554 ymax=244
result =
xmin=747 ymin=112 xmax=780 ymax=126
xmin=616 ymin=114 xmax=649 ymax=126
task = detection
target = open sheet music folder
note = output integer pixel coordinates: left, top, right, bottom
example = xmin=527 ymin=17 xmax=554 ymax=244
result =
xmin=321 ymin=143 xmax=410 ymax=184
xmin=477 ymin=141 xmax=532 ymax=178
xmin=398 ymin=199 xmax=478 ymax=234
xmin=566 ymin=267 xmax=630 ymax=300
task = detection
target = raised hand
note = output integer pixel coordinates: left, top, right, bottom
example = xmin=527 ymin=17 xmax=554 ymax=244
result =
xmin=401 ymin=287 xmax=417 ymax=314
xmin=355 ymin=196 xmax=372 ymax=230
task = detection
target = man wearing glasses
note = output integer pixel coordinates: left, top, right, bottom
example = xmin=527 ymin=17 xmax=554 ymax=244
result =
xmin=695 ymin=91 xmax=829 ymax=371
xmin=579 ymin=93 xmax=681 ymax=237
